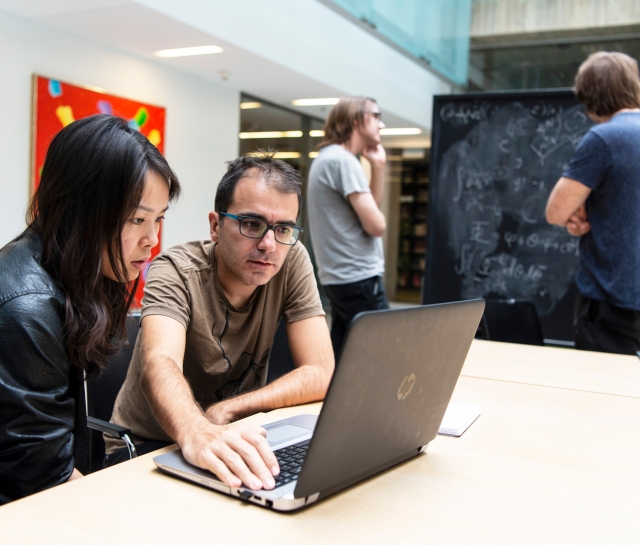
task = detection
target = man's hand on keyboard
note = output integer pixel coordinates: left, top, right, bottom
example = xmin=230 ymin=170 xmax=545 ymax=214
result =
xmin=181 ymin=421 xmax=280 ymax=490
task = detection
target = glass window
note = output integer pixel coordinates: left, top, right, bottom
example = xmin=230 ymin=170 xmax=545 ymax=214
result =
xmin=328 ymin=0 xmax=472 ymax=86
xmin=240 ymin=98 xmax=305 ymax=169
xmin=239 ymin=94 xmax=328 ymax=302
xmin=469 ymin=39 xmax=640 ymax=91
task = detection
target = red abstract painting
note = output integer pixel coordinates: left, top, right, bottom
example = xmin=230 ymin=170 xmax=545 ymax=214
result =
xmin=31 ymin=75 xmax=167 ymax=306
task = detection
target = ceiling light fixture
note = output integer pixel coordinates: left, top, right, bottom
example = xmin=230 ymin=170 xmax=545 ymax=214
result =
xmin=380 ymin=128 xmax=422 ymax=136
xmin=240 ymin=102 xmax=262 ymax=109
xmin=154 ymin=45 xmax=223 ymax=58
xmin=309 ymin=130 xmax=325 ymax=137
xmin=291 ymin=98 xmax=339 ymax=106
xmin=239 ymin=131 xmax=303 ymax=139
xmin=309 ymin=151 xmax=319 ymax=158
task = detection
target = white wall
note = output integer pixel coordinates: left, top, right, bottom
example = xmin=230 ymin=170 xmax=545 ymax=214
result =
xmin=0 ymin=9 xmax=239 ymax=249
xmin=139 ymin=0 xmax=451 ymax=131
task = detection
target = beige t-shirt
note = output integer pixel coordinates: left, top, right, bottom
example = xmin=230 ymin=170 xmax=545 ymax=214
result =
xmin=106 ymin=239 xmax=323 ymax=452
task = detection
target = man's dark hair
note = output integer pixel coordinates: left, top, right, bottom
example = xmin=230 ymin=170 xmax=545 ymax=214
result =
xmin=575 ymin=51 xmax=640 ymax=116
xmin=215 ymin=151 xmax=303 ymax=215
xmin=28 ymin=114 xmax=181 ymax=377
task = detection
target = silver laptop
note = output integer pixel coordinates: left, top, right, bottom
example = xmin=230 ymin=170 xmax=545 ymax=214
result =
xmin=154 ymin=299 xmax=485 ymax=511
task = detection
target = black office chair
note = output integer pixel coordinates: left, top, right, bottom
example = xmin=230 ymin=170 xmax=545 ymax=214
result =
xmin=479 ymin=299 xmax=545 ymax=346
xmin=86 ymin=313 xmax=140 ymax=473
xmin=267 ymin=319 xmax=295 ymax=383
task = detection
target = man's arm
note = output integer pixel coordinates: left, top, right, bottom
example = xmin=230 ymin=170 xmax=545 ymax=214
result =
xmin=139 ymin=314 xmax=279 ymax=491
xmin=546 ymin=176 xmax=592 ymax=236
xmin=348 ymin=144 xmax=387 ymax=237
xmin=362 ymin=144 xmax=386 ymax=206
xmin=206 ymin=315 xmax=334 ymax=424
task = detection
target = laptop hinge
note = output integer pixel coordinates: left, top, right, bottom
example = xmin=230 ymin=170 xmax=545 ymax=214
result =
xmin=294 ymin=447 xmax=424 ymax=500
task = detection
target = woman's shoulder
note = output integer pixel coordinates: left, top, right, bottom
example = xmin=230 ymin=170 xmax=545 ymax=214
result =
xmin=0 ymin=229 xmax=64 ymax=307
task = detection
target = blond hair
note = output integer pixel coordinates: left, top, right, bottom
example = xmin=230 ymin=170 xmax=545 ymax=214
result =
xmin=318 ymin=96 xmax=376 ymax=150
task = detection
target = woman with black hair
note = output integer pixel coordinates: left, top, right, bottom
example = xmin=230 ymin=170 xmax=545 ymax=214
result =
xmin=0 ymin=114 xmax=181 ymax=504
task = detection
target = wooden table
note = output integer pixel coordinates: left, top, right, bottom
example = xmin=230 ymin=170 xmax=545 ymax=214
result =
xmin=463 ymin=339 xmax=640 ymax=398
xmin=1 ymin=340 xmax=639 ymax=544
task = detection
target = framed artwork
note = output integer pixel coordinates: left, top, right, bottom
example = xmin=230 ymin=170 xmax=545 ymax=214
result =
xmin=31 ymin=75 xmax=167 ymax=306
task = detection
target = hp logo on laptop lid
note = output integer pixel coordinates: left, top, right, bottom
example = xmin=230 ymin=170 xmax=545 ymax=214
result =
xmin=397 ymin=373 xmax=416 ymax=400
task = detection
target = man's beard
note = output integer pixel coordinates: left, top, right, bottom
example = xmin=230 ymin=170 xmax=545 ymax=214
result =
xmin=216 ymin=237 xmax=281 ymax=287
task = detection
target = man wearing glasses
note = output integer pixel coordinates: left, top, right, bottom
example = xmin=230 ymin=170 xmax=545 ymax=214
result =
xmin=107 ymin=154 xmax=334 ymax=491
xmin=308 ymin=96 xmax=388 ymax=356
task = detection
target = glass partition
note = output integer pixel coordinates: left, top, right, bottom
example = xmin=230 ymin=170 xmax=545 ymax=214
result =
xmin=327 ymin=0 xmax=472 ymax=86
xmin=239 ymin=94 xmax=329 ymax=303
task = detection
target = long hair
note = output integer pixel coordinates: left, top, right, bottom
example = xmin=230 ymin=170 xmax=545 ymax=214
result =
xmin=317 ymin=96 xmax=376 ymax=150
xmin=27 ymin=115 xmax=181 ymax=376
xmin=575 ymin=52 xmax=640 ymax=116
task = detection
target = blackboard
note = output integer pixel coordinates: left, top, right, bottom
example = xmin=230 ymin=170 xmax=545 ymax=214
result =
xmin=423 ymin=90 xmax=594 ymax=343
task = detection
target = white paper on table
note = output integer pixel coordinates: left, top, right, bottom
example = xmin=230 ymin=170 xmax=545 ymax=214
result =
xmin=438 ymin=402 xmax=482 ymax=437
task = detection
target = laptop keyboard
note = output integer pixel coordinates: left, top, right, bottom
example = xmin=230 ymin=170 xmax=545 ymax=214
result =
xmin=272 ymin=442 xmax=309 ymax=488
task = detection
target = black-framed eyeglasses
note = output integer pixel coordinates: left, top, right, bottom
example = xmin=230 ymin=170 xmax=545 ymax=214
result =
xmin=218 ymin=213 xmax=303 ymax=245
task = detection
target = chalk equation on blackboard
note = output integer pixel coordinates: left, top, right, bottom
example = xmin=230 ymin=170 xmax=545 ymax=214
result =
xmin=440 ymin=102 xmax=498 ymax=126
xmin=436 ymin=100 xmax=591 ymax=315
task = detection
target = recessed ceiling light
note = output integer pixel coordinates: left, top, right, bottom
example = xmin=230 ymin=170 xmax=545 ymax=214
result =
xmin=309 ymin=130 xmax=325 ymax=137
xmin=239 ymin=131 xmax=303 ymax=139
xmin=291 ymin=98 xmax=339 ymax=106
xmin=402 ymin=149 xmax=426 ymax=159
xmin=240 ymin=102 xmax=262 ymax=109
xmin=154 ymin=45 xmax=223 ymax=58
xmin=380 ymin=128 xmax=422 ymax=136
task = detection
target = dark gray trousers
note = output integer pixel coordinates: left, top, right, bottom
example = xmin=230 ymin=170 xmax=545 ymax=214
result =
xmin=324 ymin=275 xmax=389 ymax=359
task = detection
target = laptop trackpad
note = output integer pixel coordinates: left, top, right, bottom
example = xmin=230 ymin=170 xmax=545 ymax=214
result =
xmin=267 ymin=425 xmax=311 ymax=447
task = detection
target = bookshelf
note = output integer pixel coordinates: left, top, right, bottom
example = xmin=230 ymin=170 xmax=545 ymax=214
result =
xmin=395 ymin=154 xmax=429 ymax=303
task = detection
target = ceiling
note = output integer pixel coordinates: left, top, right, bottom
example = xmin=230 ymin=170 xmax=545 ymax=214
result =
xmin=0 ymin=0 xmax=429 ymax=141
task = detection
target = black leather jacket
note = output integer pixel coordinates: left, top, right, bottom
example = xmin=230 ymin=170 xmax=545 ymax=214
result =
xmin=0 ymin=229 xmax=88 ymax=505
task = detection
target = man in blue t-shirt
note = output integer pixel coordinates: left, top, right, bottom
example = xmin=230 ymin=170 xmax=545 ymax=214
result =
xmin=546 ymin=51 xmax=640 ymax=354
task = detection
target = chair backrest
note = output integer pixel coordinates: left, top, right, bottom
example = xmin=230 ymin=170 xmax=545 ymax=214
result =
xmin=480 ymin=299 xmax=544 ymax=346
xmin=267 ymin=319 xmax=295 ymax=383
xmin=86 ymin=313 xmax=140 ymax=472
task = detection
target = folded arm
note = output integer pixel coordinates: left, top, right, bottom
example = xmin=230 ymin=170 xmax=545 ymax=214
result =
xmin=348 ymin=192 xmax=386 ymax=237
xmin=546 ymin=177 xmax=593 ymax=236
xmin=347 ymin=144 xmax=387 ymax=237
xmin=138 ymin=314 xmax=279 ymax=491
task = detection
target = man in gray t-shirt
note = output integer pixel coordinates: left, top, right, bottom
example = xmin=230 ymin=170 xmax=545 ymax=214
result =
xmin=308 ymin=96 xmax=388 ymax=355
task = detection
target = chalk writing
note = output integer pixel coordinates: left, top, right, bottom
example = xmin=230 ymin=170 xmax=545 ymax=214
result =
xmin=434 ymin=98 xmax=591 ymax=321
xmin=440 ymin=102 xmax=498 ymax=126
